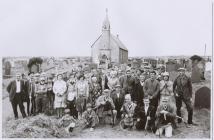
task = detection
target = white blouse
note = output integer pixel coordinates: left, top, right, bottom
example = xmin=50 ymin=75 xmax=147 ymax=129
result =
xmin=53 ymin=80 xmax=67 ymax=95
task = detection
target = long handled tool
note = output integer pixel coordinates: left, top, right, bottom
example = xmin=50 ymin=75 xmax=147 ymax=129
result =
xmin=176 ymin=116 xmax=189 ymax=128
xmin=144 ymin=111 xmax=151 ymax=136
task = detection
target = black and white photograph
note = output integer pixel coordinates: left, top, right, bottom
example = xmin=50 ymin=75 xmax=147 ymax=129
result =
xmin=0 ymin=0 xmax=213 ymax=139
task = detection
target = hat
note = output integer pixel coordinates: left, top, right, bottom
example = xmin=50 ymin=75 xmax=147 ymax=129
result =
xmin=162 ymin=72 xmax=169 ymax=76
xmin=91 ymin=76 xmax=97 ymax=81
xmin=86 ymin=103 xmax=92 ymax=108
xmin=161 ymin=96 xmax=169 ymax=102
xmin=125 ymin=94 xmax=131 ymax=100
xmin=178 ymin=67 xmax=186 ymax=71
xmin=143 ymin=98 xmax=150 ymax=103
xmin=103 ymin=89 xmax=110 ymax=93
xmin=41 ymin=72 xmax=47 ymax=76
xmin=56 ymin=71 xmax=64 ymax=77
xmin=115 ymin=84 xmax=121 ymax=88
xmin=69 ymin=122 xmax=75 ymax=128
xmin=40 ymin=77 xmax=46 ymax=81
xmin=16 ymin=73 xmax=21 ymax=76
xmin=78 ymin=74 xmax=85 ymax=80
xmin=34 ymin=73 xmax=40 ymax=77
xmin=78 ymin=64 xmax=82 ymax=68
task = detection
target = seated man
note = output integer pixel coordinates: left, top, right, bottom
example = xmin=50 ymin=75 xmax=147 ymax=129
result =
xmin=155 ymin=96 xmax=177 ymax=138
xmin=111 ymin=84 xmax=124 ymax=119
xmin=95 ymin=89 xmax=117 ymax=126
xmin=120 ymin=94 xmax=136 ymax=129
xmin=145 ymin=98 xmax=157 ymax=132
xmin=82 ymin=103 xmax=99 ymax=131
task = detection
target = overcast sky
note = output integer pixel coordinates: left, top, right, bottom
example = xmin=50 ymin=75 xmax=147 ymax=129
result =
xmin=0 ymin=0 xmax=213 ymax=57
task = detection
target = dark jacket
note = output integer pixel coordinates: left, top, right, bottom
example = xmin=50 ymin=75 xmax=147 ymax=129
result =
xmin=133 ymin=79 xmax=144 ymax=103
xmin=119 ymin=75 xmax=135 ymax=94
xmin=22 ymin=80 xmax=30 ymax=101
xmin=173 ymin=74 xmax=192 ymax=99
xmin=7 ymin=80 xmax=26 ymax=102
xmin=28 ymin=81 xmax=36 ymax=99
xmin=111 ymin=90 xmax=124 ymax=111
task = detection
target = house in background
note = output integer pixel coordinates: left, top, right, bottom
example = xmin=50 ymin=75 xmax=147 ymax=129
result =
xmin=91 ymin=10 xmax=128 ymax=68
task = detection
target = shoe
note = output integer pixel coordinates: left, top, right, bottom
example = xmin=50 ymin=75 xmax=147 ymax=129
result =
xmin=188 ymin=121 xmax=198 ymax=126
xmin=90 ymin=128 xmax=94 ymax=131
xmin=177 ymin=119 xmax=182 ymax=123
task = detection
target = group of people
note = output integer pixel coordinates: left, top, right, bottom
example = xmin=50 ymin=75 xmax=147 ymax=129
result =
xmin=7 ymin=64 xmax=196 ymax=137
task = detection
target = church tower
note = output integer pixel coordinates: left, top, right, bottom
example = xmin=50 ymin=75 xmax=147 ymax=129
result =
xmin=99 ymin=9 xmax=111 ymax=61
xmin=91 ymin=9 xmax=128 ymax=67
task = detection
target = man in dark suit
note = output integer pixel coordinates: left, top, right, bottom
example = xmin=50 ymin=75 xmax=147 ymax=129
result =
xmin=28 ymin=73 xmax=36 ymax=116
xmin=111 ymin=84 xmax=124 ymax=119
xmin=119 ymin=69 xmax=136 ymax=99
xmin=22 ymin=73 xmax=30 ymax=116
xmin=173 ymin=68 xmax=194 ymax=125
xmin=7 ymin=73 xmax=27 ymax=119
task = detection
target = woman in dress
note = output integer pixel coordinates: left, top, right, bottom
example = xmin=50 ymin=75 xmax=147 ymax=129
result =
xmin=89 ymin=76 xmax=102 ymax=108
xmin=75 ymin=74 xmax=89 ymax=119
xmin=53 ymin=73 xmax=67 ymax=118
xmin=159 ymin=72 xmax=174 ymax=102
xmin=107 ymin=70 xmax=120 ymax=93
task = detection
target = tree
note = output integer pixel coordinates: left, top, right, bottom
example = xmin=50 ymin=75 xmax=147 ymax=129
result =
xmin=27 ymin=57 xmax=43 ymax=73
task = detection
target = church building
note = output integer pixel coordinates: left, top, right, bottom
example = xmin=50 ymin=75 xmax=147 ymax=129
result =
xmin=91 ymin=10 xmax=128 ymax=66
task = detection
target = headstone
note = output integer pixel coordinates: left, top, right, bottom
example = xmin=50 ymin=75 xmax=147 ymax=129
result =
xmin=194 ymin=86 xmax=210 ymax=109
xmin=191 ymin=65 xmax=201 ymax=83
xmin=4 ymin=61 xmax=11 ymax=78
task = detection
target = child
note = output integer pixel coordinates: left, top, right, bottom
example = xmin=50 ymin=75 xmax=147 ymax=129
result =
xmin=58 ymin=110 xmax=76 ymax=133
xmin=120 ymin=94 xmax=136 ymax=129
xmin=155 ymin=96 xmax=176 ymax=138
xmin=82 ymin=103 xmax=99 ymax=131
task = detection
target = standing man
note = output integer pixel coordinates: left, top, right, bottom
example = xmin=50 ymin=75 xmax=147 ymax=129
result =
xmin=22 ymin=73 xmax=30 ymax=116
xmin=111 ymin=84 xmax=124 ymax=119
xmin=143 ymin=70 xmax=160 ymax=132
xmin=143 ymin=71 xmax=160 ymax=113
xmin=28 ymin=73 xmax=36 ymax=116
xmin=35 ymin=77 xmax=48 ymax=114
xmin=7 ymin=73 xmax=27 ymax=119
xmin=120 ymin=69 xmax=135 ymax=100
xmin=173 ymin=68 xmax=194 ymax=125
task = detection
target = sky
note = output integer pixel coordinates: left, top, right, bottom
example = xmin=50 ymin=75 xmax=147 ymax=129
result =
xmin=0 ymin=0 xmax=213 ymax=57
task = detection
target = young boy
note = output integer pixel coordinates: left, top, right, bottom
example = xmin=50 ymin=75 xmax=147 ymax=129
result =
xmin=58 ymin=109 xmax=76 ymax=133
xmin=82 ymin=103 xmax=99 ymax=131
xmin=155 ymin=96 xmax=176 ymax=138
xmin=121 ymin=94 xmax=136 ymax=129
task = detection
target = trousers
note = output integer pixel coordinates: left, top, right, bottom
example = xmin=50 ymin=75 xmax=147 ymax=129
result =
xmin=175 ymin=96 xmax=193 ymax=124
xmin=11 ymin=93 xmax=27 ymax=118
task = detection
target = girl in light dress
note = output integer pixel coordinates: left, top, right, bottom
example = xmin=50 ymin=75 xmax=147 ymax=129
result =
xmin=53 ymin=73 xmax=67 ymax=118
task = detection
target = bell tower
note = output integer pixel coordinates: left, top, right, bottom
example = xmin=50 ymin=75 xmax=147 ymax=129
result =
xmin=99 ymin=9 xmax=111 ymax=61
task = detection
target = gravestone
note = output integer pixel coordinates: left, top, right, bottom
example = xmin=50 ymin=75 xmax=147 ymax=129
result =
xmin=194 ymin=86 xmax=210 ymax=109
xmin=191 ymin=65 xmax=201 ymax=83
xmin=4 ymin=61 xmax=11 ymax=78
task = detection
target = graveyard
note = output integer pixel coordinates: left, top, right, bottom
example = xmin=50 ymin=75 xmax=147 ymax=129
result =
xmin=2 ymin=56 xmax=211 ymax=138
